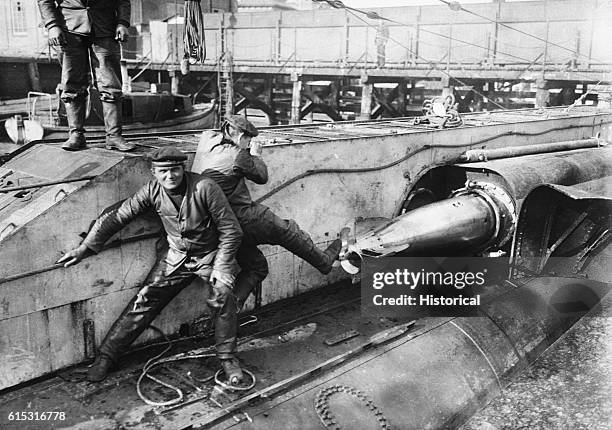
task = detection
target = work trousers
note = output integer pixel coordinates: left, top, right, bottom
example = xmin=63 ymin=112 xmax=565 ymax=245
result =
xmin=232 ymin=202 xmax=332 ymax=308
xmin=98 ymin=256 xmax=238 ymax=362
xmin=58 ymin=32 xmax=123 ymax=103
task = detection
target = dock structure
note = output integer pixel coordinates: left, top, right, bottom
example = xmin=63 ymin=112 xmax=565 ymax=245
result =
xmin=131 ymin=0 xmax=612 ymax=123
xmin=112 ymin=0 xmax=612 ymax=122
xmin=1 ymin=0 xmax=611 ymax=123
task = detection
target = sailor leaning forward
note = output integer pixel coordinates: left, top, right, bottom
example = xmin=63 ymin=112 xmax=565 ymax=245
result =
xmin=58 ymin=146 xmax=245 ymax=384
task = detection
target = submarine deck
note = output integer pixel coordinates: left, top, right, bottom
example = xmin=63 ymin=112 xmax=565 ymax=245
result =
xmin=2 ymin=105 xmax=612 ymax=164
xmin=0 ymin=278 xmax=610 ymax=430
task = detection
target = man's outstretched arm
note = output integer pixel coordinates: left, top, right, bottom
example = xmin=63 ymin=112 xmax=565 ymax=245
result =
xmin=58 ymin=185 xmax=153 ymax=267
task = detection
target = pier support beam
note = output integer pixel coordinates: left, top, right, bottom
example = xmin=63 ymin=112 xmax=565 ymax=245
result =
xmin=397 ymin=79 xmax=407 ymax=116
xmin=535 ymin=79 xmax=550 ymax=108
xmin=264 ymin=76 xmax=277 ymax=124
xmin=359 ymin=73 xmax=373 ymax=120
xmin=290 ymin=72 xmax=302 ymax=125
xmin=27 ymin=62 xmax=42 ymax=93
xmin=441 ymin=76 xmax=454 ymax=100
xmin=170 ymin=71 xmax=180 ymax=95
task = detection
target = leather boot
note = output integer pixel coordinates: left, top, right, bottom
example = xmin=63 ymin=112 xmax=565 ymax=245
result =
xmin=210 ymin=284 xmax=239 ymax=363
xmin=62 ymin=99 xmax=87 ymax=151
xmin=220 ymin=357 xmax=244 ymax=385
xmin=102 ymin=101 xmax=135 ymax=151
xmin=87 ymin=354 xmax=115 ymax=382
xmin=90 ymin=279 xmax=188 ymax=382
xmin=280 ymin=219 xmax=343 ymax=274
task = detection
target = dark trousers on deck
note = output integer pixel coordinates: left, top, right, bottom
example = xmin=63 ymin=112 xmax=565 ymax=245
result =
xmin=233 ymin=202 xmax=333 ymax=309
xmin=58 ymin=32 xmax=122 ymax=103
xmin=98 ymin=257 xmax=238 ymax=362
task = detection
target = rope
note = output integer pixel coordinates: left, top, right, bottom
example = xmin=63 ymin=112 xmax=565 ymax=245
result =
xmin=214 ymin=368 xmax=257 ymax=391
xmin=136 ymin=326 xmax=217 ymax=407
xmin=135 ymin=318 xmax=259 ymax=407
xmin=183 ymin=0 xmax=206 ymax=69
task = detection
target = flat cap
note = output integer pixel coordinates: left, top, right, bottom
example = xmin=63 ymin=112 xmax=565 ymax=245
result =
xmin=225 ymin=115 xmax=259 ymax=137
xmin=150 ymin=146 xmax=188 ymax=165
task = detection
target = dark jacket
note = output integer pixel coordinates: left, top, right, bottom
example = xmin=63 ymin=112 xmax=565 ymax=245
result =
xmin=37 ymin=0 xmax=130 ymax=38
xmin=192 ymin=130 xmax=268 ymax=208
xmin=83 ymin=172 xmax=243 ymax=275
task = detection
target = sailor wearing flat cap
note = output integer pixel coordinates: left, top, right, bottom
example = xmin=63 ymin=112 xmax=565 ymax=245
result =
xmin=150 ymin=146 xmax=189 ymax=165
xmin=58 ymin=146 xmax=246 ymax=385
xmin=192 ymin=116 xmax=345 ymax=312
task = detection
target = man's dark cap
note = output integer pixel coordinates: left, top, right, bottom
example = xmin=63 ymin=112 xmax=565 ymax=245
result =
xmin=150 ymin=146 xmax=188 ymax=166
xmin=225 ymin=115 xmax=259 ymax=137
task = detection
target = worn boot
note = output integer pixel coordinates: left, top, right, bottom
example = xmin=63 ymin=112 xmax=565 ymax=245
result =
xmin=220 ymin=357 xmax=244 ymax=385
xmin=88 ymin=279 xmax=188 ymax=382
xmin=62 ymin=99 xmax=87 ymax=151
xmin=280 ymin=220 xmax=347 ymax=274
xmin=86 ymin=354 xmax=115 ymax=382
xmin=210 ymin=281 xmax=240 ymax=385
xmin=102 ymin=101 xmax=135 ymax=151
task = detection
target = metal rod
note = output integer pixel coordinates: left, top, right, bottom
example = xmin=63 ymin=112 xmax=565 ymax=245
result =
xmin=0 ymin=176 xmax=97 ymax=193
xmin=0 ymin=232 xmax=160 ymax=285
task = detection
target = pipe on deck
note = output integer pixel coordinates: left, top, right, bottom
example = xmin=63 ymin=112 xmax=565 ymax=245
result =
xmin=460 ymin=138 xmax=604 ymax=162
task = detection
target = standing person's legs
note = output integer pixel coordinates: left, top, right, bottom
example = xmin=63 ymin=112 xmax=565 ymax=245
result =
xmin=58 ymin=33 xmax=90 ymax=151
xmin=87 ymin=267 xmax=195 ymax=382
xmin=91 ymin=37 xmax=134 ymax=151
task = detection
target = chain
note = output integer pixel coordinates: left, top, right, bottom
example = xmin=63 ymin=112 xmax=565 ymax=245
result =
xmin=314 ymin=384 xmax=392 ymax=430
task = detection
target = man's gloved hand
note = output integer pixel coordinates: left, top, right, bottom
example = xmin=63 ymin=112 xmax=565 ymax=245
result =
xmin=115 ymin=24 xmax=129 ymax=42
xmin=210 ymin=269 xmax=235 ymax=287
xmin=206 ymin=279 xmax=234 ymax=309
xmin=48 ymin=26 xmax=67 ymax=46
xmin=57 ymin=244 xmax=92 ymax=267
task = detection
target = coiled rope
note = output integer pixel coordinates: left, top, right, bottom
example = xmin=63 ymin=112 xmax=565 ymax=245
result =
xmin=136 ymin=321 xmax=258 ymax=407
xmin=136 ymin=326 xmax=217 ymax=407
xmin=182 ymin=0 xmax=206 ymax=74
